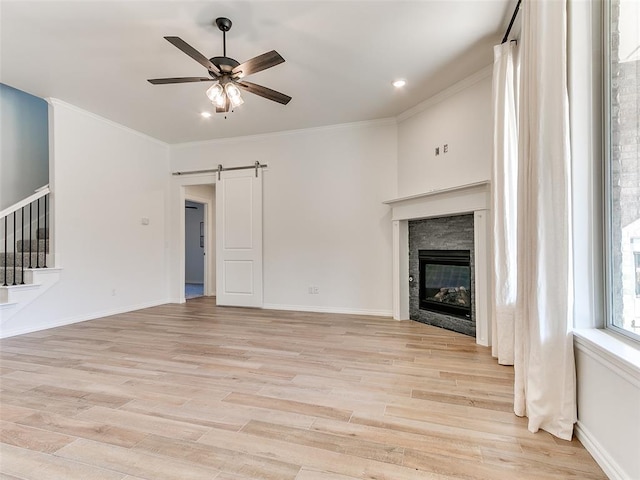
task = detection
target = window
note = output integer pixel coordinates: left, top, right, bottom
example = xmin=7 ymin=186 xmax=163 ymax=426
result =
xmin=606 ymin=0 xmax=640 ymax=339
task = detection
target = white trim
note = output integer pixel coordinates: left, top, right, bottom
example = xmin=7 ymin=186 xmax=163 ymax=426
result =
xmin=473 ymin=210 xmax=491 ymax=346
xmin=1 ymin=283 xmax=42 ymax=293
xmin=397 ymin=66 xmax=493 ymax=123
xmin=383 ymin=181 xmax=490 ymax=206
xmin=171 ymin=117 xmax=397 ymax=148
xmin=46 ymin=98 xmax=168 ymax=147
xmin=263 ymin=303 xmax=393 ymax=318
xmin=392 ymin=220 xmax=409 ymax=320
xmin=0 ymin=299 xmax=169 ymax=339
xmin=573 ymin=329 xmax=640 ymax=388
xmin=575 ymin=421 xmax=629 ymax=480
xmin=0 ymin=185 xmax=50 ymax=219
xmin=171 ymin=175 xmax=217 ymax=303
xmin=385 ymin=181 xmax=490 ymax=223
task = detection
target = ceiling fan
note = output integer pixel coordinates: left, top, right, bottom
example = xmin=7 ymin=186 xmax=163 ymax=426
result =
xmin=148 ymin=17 xmax=291 ymax=113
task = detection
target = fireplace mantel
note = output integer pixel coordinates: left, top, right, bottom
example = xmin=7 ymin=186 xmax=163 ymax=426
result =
xmin=384 ymin=181 xmax=490 ymax=221
xmin=385 ymin=180 xmax=491 ymax=346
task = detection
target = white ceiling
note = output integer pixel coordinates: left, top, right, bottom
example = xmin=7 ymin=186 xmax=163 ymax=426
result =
xmin=0 ymin=1 xmax=513 ymax=144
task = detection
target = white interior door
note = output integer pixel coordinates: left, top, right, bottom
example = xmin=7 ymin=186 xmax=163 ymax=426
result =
xmin=216 ymin=168 xmax=263 ymax=307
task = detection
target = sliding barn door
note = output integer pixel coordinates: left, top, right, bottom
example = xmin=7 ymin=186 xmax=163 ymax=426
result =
xmin=216 ymin=169 xmax=263 ymax=307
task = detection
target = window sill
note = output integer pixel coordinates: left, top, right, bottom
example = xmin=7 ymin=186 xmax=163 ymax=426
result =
xmin=573 ymin=328 xmax=640 ymax=387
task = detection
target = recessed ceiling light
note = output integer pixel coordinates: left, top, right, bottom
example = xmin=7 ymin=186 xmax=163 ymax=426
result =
xmin=392 ymin=79 xmax=406 ymax=88
xmin=201 ymin=111 xmax=212 ymax=118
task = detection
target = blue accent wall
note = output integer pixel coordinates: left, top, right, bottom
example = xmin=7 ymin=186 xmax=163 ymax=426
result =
xmin=0 ymin=83 xmax=49 ymax=210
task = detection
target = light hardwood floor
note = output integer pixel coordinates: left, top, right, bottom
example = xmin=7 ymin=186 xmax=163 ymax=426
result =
xmin=0 ymin=298 xmax=606 ymax=479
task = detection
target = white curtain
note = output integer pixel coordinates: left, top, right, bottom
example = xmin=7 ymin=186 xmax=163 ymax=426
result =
xmin=514 ymin=0 xmax=576 ymax=440
xmin=491 ymin=41 xmax=519 ymax=366
xmin=491 ymin=0 xmax=577 ymax=440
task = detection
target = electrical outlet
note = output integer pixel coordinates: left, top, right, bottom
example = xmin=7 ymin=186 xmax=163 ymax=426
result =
xmin=435 ymin=147 xmax=440 ymax=156
xmin=313 ymin=286 xmax=319 ymax=294
xmin=443 ymin=144 xmax=448 ymax=153
xmin=308 ymin=286 xmax=313 ymax=294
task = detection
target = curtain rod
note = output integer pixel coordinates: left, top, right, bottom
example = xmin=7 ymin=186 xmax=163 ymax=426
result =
xmin=501 ymin=0 xmax=522 ymax=44
xmin=172 ymin=161 xmax=267 ymax=180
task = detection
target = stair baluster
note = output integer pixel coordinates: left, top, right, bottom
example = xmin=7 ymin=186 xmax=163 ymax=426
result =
xmin=44 ymin=195 xmax=48 ymax=268
xmin=12 ymin=212 xmax=17 ymax=285
xmin=21 ymin=207 xmax=25 ymax=284
xmin=28 ymin=203 xmax=33 ymax=268
xmin=36 ymin=197 xmax=40 ymax=268
xmin=3 ymin=216 xmax=7 ymax=286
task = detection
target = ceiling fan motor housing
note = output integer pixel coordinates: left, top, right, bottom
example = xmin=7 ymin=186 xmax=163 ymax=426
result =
xmin=209 ymin=56 xmax=240 ymax=75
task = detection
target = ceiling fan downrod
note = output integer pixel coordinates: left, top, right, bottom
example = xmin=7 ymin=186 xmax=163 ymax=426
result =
xmin=215 ymin=17 xmax=232 ymax=57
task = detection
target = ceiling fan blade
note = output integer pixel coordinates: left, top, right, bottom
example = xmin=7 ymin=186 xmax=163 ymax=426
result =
xmin=147 ymin=77 xmax=214 ymax=85
xmin=232 ymin=50 xmax=284 ymax=78
xmin=164 ymin=36 xmax=221 ymax=76
xmin=236 ymin=81 xmax=291 ymax=105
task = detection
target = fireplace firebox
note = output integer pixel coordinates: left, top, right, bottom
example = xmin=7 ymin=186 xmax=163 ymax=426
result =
xmin=419 ymin=249 xmax=471 ymax=319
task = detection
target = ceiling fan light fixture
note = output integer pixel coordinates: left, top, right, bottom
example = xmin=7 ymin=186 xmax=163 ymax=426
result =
xmin=225 ymin=82 xmax=244 ymax=108
xmin=206 ymin=83 xmax=225 ymax=104
xmin=229 ymin=94 xmax=244 ymax=108
xmin=225 ymin=83 xmax=241 ymax=99
xmin=225 ymin=83 xmax=240 ymax=97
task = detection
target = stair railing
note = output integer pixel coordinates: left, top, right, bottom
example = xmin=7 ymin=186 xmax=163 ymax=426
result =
xmin=0 ymin=185 xmax=50 ymax=287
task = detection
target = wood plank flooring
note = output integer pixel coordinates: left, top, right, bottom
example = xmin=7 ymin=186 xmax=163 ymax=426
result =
xmin=0 ymin=298 xmax=607 ymax=479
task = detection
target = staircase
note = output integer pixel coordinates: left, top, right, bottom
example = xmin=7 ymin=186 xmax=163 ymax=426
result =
xmin=0 ymin=228 xmax=49 ymax=284
xmin=0 ymin=186 xmax=61 ymax=325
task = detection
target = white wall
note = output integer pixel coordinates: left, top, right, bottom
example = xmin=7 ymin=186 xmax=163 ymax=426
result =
xmin=397 ymin=70 xmax=493 ymax=197
xmin=0 ymin=83 xmax=49 ymax=210
xmin=574 ymin=335 xmax=640 ymax=480
xmin=0 ymin=99 xmax=171 ymax=337
xmin=169 ymin=120 xmax=397 ymax=315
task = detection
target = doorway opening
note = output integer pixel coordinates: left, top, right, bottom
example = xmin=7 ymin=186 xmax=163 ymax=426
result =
xmin=185 ymin=200 xmax=205 ymax=299
xmin=181 ymin=183 xmax=216 ymax=303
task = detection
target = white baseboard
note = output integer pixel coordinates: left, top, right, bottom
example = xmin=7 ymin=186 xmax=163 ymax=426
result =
xmin=0 ymin=299 xmax=170 ymax=338
xmin=575 ymin=421 xmax=627 ymax=480
xmin=263 ymin=303 xmax=393 ymax=317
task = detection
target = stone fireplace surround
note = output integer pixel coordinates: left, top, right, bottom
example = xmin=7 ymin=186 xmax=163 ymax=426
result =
xmin=384 ymin=181 xmax=491 ymax=346
xmin=410 ymin=215 xmax=476 ymax=337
